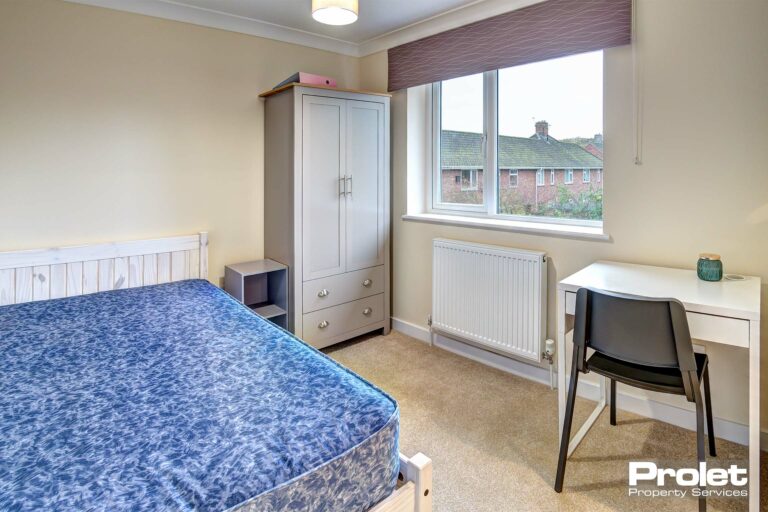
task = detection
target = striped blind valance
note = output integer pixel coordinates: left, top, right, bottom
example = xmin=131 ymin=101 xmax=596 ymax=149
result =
xmin=387 ymin=0 xmax=631 ymax=91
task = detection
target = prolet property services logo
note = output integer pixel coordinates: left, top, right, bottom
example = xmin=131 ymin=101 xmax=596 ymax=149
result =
xmin=628 ymin=461 xmax=748 ymax=499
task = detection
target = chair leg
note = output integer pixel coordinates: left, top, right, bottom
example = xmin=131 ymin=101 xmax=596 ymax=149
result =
xmin=702 ymin=366 xmax=716 ymax=457
xmin=555 ymin=350 xmax=581 ymax=493
xmin=693 ymin=383 xmax=707 ymax=512
xmin=610 ymin=379 xmax=617 ymax=426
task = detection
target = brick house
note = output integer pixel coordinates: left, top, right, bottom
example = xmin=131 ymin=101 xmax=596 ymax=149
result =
xmin=440 ymin=121 xmax=603 ymax=215
xmin=583 ymin=134 xmax=604 ymax=159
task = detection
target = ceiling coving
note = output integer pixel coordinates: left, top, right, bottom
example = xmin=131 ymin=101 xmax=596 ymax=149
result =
xmin=64 ymin=0 xmax=545 ymax=56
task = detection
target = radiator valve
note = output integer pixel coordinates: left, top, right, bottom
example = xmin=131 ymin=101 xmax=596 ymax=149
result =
xmin=543 ymin=339 xmax=556 ymax=390
xmin=542 ymin=338 xmax=555 ymax=363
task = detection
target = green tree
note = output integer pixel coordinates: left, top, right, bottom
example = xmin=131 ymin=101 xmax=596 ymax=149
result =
xmin=536 ymin=186 xmax=602 ymax=220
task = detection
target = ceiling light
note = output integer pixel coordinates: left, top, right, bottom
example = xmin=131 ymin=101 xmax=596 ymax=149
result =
xmin=312 ymin=0 xmax=358 ymax=26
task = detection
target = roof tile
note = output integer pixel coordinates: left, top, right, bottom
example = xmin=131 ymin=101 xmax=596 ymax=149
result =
xmin=440 ymin=130 xmax=604 ymax=168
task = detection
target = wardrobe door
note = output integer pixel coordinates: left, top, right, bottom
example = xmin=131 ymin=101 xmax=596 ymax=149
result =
xmin=302 ymin=95 xmax=347 ymax=281
xmin=345 ymin=100 xmax=385 ymax=272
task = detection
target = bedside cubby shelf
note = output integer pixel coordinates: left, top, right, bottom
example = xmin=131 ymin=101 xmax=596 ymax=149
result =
xmin=224 ymin=259 xmax=288 ymax=329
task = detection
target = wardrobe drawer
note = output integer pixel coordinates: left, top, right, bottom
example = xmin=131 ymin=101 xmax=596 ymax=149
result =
xmin=302 ymin=294 xmax=384 ymax=346
xmin=303 ymin=266 xmax=384 ymax=313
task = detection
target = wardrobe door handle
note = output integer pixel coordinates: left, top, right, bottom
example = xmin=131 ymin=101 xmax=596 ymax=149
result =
xmin=339 ymin=177 xmax=346 ymax=196
xmin=362 ymin=279 xmax=372 ymax=287
xmin=317 ymin=288 xmax=329 ymax=298
xmin=363 ymin=307 xmax=373 ymax=316
xmin=318 ymin=320 xmax=329 ymax=329
xmin=346 ymin=175 xmax=353 ymax=197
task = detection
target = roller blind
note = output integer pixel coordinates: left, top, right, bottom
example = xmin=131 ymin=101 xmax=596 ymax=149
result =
xmin=387 ymin=0 xmax=631 ymax=91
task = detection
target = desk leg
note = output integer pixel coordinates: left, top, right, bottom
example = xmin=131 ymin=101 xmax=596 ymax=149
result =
xmin=557 ymin=288 xmax=606 ymax=457
xmin=557 ymin=289 xmax=567 ymax=439
xmin=567 ymin=376 xmax=607 ymax=457
xmin=748 ymin=319 xmax=760 ymax=512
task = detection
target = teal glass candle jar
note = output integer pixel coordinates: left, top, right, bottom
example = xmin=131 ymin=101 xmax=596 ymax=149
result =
xmin=697 ymin=253 xmax=723 ymax=282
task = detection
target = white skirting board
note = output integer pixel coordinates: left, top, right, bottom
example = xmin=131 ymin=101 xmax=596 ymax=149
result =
xmin=391 ymin=317 xmax=768 ymax=451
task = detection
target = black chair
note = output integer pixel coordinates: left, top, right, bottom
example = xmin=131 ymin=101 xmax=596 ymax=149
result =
xmin=554 ymin=287 xmax=716 ymax=510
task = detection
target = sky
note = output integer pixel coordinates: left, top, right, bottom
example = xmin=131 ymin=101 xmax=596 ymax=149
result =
xmin=441 ymin=50 xmax=603 ymax=140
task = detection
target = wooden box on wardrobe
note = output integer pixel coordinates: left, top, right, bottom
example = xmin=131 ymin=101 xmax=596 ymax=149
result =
xmin=261 ymin=84 xmax=391 ymax=349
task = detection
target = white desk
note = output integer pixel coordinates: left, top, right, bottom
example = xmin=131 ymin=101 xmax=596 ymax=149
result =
xmin=556 ymin=261 xmax=761 ymax=510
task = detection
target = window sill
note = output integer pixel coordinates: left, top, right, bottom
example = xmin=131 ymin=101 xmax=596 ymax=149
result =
xmin=402 ymin=213 xmax=610 ymax=241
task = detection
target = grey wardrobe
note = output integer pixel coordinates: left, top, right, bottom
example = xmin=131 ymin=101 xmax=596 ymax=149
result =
xmin=262 ymin=84 xmax=391 ymax=348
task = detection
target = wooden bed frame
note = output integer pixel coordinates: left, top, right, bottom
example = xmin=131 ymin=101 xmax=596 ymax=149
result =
xmin=0 ymin=232 xmax=432 ymax=512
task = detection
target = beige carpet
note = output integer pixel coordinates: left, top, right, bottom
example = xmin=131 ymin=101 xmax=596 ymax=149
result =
xmin=325 ymin=331 xmax=767 ymax=512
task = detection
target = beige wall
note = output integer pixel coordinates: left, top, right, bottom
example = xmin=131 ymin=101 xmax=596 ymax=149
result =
xmin=1 ymin=0 xmax=766 ymax=429
xmin=358 ymin=51 xmax=388 ymax=93
xmin=0 ymin=0 xmax=359 ymax=285
xmin=374 ymin=0 xmax=768 ymax=429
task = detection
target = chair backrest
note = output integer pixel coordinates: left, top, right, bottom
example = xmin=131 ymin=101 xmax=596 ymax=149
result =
xmin=572 ymin=287 xmax=697 ymax=376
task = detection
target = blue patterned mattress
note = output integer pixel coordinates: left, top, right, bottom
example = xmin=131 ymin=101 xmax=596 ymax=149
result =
xmin=0 ymin=280 xmax=399 ymax=511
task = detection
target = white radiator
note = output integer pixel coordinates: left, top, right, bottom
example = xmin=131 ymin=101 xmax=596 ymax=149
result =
xmin=432 ymin=239 xmax=547 ymax=362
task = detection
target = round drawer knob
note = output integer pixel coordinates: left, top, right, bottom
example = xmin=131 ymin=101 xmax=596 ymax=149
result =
xmin=363 ymin=307 xmax=373 ymax=316
xmin=317 ymin=288 xmax=329 ymax=298
xmin=362 ymin=279 xmax=372 ymax=287
xmin=318 ymin=320 xmax=329 ymax=329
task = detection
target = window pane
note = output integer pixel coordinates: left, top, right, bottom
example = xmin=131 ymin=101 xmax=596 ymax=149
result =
xmin=509 ymin=169 xmax=518 ymax=187
xmin=497 ymin=51 xmax=603 ymax=220
xmin=439 ymin=73 xmax=484 ymax=206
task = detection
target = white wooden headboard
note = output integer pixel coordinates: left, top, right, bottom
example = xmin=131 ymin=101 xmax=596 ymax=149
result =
xmin=0 ymin=232 xmax=208 ymax=306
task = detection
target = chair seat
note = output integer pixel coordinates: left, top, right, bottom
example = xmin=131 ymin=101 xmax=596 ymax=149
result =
xmin=586 ymin=351 xmax=708 ymax=395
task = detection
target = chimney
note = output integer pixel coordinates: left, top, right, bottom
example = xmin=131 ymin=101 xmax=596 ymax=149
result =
xmin=535 ymin=120 xmax=549 ymax=139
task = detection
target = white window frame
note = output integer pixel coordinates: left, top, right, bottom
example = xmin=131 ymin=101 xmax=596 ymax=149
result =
xmin=428 ymin=70 xmax=602 ymax=228
xmin=509 ymin=169 xmax=518 ymax=188
xmin=536 ymin=168 xmax=545 ymax=187
xmin=583 ymin=168 xmax=591 ymax=183
xmin=550 ymin=169 xmax=555 ymax=185
xmin=564 ymin=168 xmax=574 ymax=184
xmin=430 ymin=74 xmax=491 ymax=214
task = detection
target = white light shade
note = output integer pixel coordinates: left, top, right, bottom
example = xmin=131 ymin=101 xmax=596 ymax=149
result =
xmin=312 ymin=0 xmax=358 ymax=25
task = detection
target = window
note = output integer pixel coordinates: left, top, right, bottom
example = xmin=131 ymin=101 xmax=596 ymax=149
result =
xmin=435 ymin=72 xmax=484 ymax=209
xmin=461 ymin=169 xmax=479 ymax=191
xmin=509 ymin=169 xmax=518 ymax=187
xmin=432 ymin=51 xmax=603 ymax=224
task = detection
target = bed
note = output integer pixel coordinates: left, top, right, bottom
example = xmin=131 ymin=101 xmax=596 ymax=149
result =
xmin=0 ymin=233 xmax=431 ymax=512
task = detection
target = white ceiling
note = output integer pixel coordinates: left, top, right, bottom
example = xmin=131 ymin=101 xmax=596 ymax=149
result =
xmin=169 ymin=0 xmax=479 ymax=43
xmin=66 ymin=0 xmax=544 ymax=56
